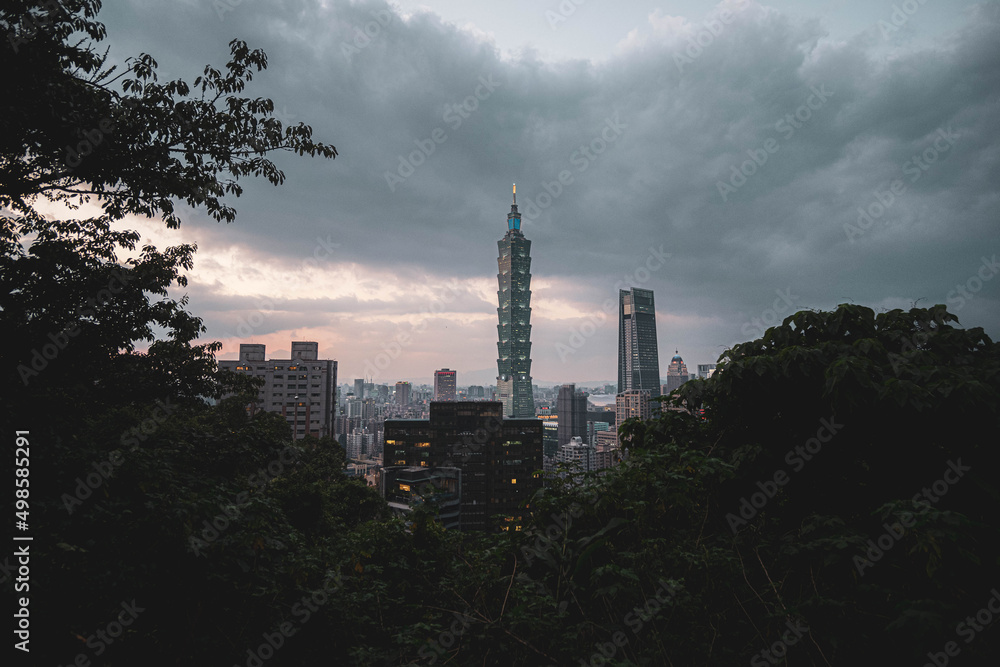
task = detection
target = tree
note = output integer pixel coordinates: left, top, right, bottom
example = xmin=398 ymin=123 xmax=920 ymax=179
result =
xmin=1 ymin=0 xmax=337 ymax=422
xmin=1 ymin=3 xmax=341 ymax=661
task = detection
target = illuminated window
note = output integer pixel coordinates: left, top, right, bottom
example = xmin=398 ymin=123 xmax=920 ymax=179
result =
xmin=511 ymin=478 xmax=516 ymax=484
xmin=415 ymin=442 xmax=431 ymax=448
xmin=399 ymin=484 xmax=411 ymax=492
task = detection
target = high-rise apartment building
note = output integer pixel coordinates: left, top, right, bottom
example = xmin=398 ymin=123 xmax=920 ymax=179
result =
xmin=496 ymin=185 xmax=535 ymax=418
xmin=353 ymin=378 xmax=365 ymax=400
xmin=383 ymin=401 xmax=542 ymax=531
xmin=218 ymin=341 xmax=337 ymax=440
xmin=434 ymin=368 xmax=457 ymax=401
xmin=394 ymin=381 xmax=411 ymax=406
xmin=616 ymin=389 xmax=652 ymax=428
xmin=555 ymin=436 xmax=595 ymax=473
xmin=618 ymin=287 xmax=661 ymax=398
xmin=556 ymin=383 xmax=588 ymax=448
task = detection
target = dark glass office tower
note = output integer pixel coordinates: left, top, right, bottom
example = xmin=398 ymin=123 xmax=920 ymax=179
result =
xmin=618 ymin=287 xmax=661 ymax=398
xmin=496 ymin=185 xmax=535 ymax=418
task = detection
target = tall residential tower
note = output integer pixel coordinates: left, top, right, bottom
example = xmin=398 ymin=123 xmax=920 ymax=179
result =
xmin=618 ymin=287 xmax=661 ymax=398
xmin=496 ymin=185 xmax=535 ymax=418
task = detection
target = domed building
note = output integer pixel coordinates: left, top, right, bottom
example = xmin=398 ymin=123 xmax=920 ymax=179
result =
xmin=663 ymin=350 xmax=689 ymax=394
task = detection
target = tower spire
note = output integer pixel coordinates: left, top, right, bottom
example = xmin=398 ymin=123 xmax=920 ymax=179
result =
xmin=507 ymin=184 xmax=521 ymax=232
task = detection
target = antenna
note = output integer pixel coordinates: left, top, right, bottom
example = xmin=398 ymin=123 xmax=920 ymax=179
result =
xmin=513 ymin=183 xmax=516 ymax=205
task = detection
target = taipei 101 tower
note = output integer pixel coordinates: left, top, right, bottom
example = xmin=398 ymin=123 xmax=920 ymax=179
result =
xmin=496 ymin=185 xmax=535 ymax=418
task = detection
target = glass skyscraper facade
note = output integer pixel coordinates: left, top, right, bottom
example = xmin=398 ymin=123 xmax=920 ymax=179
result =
xmin=496 ymin=186 xmax=535 ymax=418
xmin=618 ymin=287 xmax=661 ymax=398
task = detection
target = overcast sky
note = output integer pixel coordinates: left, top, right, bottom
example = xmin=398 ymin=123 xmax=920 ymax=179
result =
xmin=91 ymin=0 xmax=999 ymax=387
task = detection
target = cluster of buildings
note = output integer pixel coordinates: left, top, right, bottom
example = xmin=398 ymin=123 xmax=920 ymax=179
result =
xmin=218 ymin=187 xmax=721 ymax=530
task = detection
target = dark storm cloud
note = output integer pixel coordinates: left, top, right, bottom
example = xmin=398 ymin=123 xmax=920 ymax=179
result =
xmin=96 ymin=0 xmax=999 ymax=378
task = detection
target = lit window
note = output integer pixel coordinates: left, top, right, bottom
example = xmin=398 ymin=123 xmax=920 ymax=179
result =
xmin=511 ymin=479 xmax=516 ymax=484
xmin=399 ymin=484 xmax=410 ymax=492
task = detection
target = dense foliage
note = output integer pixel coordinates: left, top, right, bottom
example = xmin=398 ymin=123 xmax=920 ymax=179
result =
xmin=4 ymin=2 xmax=999 ymax=666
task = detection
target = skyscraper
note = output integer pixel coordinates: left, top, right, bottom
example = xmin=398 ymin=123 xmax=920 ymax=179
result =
xmin=556 ymin=383 xmax=588 ymax=448
xmin=496 ymin=185 xmax=535 ymax=418
xmin=434 ymin=368 xmax=457 ymax=401
xmin=618 ymin=287 xmax=661 ymax=398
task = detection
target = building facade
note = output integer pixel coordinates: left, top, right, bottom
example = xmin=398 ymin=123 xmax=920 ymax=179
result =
xmin=434 ymin=368 xmax=457 ymax=401
xmin=394 ymin=381 xmax=411 ymax=407
xmin=382 ymin=466 xmax=462 ymax=530
xmin=556 ymin=383 xmax=588 ymax=448
xmin=616 ymin=389 xmax=653 ymax=428
xmin=218 ymin=341 xmax=337 ymax=440
xmin=383 ymin=401 xmax=542 ymax=531
xmin=618 ymin=287 xmax=661 ymax=398
xmin=663 ymin=351 xmax=690 ymax=394
xmin=496 ymin=186 xmax=535 ymax=418
xmin=555 ymin=436 xmax=595 ymax=473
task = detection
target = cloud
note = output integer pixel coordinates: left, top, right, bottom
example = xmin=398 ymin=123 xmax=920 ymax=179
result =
xmin=89 ymin=0 xmax=1000 ymax=382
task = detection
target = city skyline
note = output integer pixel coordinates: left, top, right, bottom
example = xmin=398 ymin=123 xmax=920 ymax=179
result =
xmin=79 ymin=0 xmax=1000 ymax=385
